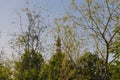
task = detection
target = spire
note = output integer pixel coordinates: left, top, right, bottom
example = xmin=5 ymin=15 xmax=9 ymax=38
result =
xmin=56 ymin=36 xmax=61 ymax=53
xmin=56 ymin=26 xmax=61 ymax=53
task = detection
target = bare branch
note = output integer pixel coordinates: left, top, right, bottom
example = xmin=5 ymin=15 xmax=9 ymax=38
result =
xmin=109 ymin=54 xmax=119 ymax=65
xmin=109 ymin=28 xmax=120 ymax=44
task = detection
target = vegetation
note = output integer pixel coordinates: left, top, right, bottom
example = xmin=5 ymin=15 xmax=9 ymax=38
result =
xmin=0 ymin=0 xmax=120 ymax=80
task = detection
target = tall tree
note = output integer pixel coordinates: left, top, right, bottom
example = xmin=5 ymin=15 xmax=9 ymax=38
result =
xmin=12 ymin=5 xmax=47 ymax=80
xmin=75 ymin=52 xmax=105 ymax=80
xmin=67 ymin=0 xmax=120 ymax=79
xmin=10 ymin=5 xmax=48 ymax=55
xmin=110 ymin=30 xmax=120 ymax=63
xmin=54 ymin=19 xmax=84 ymax=68
xmin=38 ymin=63 xmax=50 ymax=80
xmin=48 ymin=36 xmax=64 ymax=80
xmin=14 ymin=49 xmax=44 ymax=80
xmin=109 ymin=31 xmax=120 ymax=80
xmin=38 ymin=36 xmax=63 ymax=80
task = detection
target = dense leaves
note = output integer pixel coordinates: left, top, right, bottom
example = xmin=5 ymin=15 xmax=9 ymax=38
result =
xmin=110 ymin=61 xmax=120 ymax=80
xmin=0 ymin=0 xmax=120 ymax=80
xmin=0 ymin=64 xmax=11 ymax=80
xmin=76 ymin=52 xmax=106 ymax=80
xmin=14 ymin=49 xmax=44 ymax=80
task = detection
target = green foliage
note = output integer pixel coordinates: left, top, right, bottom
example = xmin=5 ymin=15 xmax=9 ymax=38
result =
xmin=110 ymin=61 xmax=120 ymax=80
xmin=38 ymin=52 xmax=76 ymax=80
xmin=69 ymin=0 xmax=120 ymax=79
xmin=61 ymin=57 xmax=76 ymax=80
xmin=0 ymin=64 xmax=12 ymax=80
xmin=76 ymin=52 xmax=106 ymax=80
xmin=39 ymin=64 xmax=50 ymax=80
xmin=110 ymin=30 xmax=120 ymax=77
xmin=1 ymin=0 xmax=120 ymax=80
xmin=14 ymin=49 xmax=44 ymax=80
xmin=49 ymin=52 xmax=65 ymax=80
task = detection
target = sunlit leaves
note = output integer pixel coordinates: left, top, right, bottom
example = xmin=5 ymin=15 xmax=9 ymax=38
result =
xmin=14 ymin=49 xmax=44 ymax=80
xmin=110 ymin=61 xmax=120 ymax=80
xmin=76 ymin=52 xmax=105 ymax=80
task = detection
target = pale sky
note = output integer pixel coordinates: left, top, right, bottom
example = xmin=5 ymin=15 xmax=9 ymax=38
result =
xmin=0 ymin=0 xmax=113 ymax=62
xmin=0 ymin=0 xmax=71 ymax=56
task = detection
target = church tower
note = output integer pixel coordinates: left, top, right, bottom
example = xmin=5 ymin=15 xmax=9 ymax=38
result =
xmin=56 ymin=26 xmax=61 ymax=53
xmin=56 ymin=36 xmax=61 ymax=53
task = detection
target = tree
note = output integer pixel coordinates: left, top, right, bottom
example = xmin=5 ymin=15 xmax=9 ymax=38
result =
xmin=14 ymin=49 xmax=44 ymax=80
xmin=10 ymin=5 xmax=48 ymax=55
xmin=75 ymin=52 xmax=105 ymax=80
xmin=110 ymin=60 xmax=120 ymax=80
xmin=110 ymin=31 xmax=120 ymax=80
xmin=61 ymin=55 xmax=76 ymax=80
xmin=110 ymin=31 xmax=120 ymax=63
xmin=54 ymin=19 xmax=84 ymax=70
xmin=0 ymin=50 xmax=12 ymax=80
xmin=48 ymin=36 xmax=65 ymax=80
xmin=0 ymin=63 xmax=12 ymax=80
xmin=38 ymin=63 xmax=50 ymax=80
xmin=11 ymin=4 xmax=47 ymax=80
xmin=39 ymin=36 xmax=76 ymax=80
xmin=67 ymin=0 xmax=120 ymax=79
xmin=49 ymin=51 xmax=65 ymax=80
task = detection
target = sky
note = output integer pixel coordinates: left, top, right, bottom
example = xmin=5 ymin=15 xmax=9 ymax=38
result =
xmin=0 ymin=0 xmax=114 ymax=62
xmin=0 ymin=0 xmax=71 ymax=56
